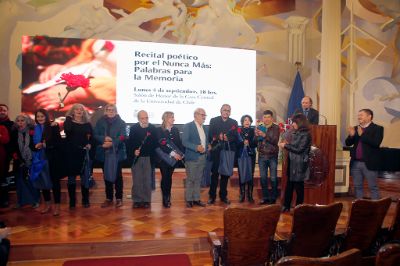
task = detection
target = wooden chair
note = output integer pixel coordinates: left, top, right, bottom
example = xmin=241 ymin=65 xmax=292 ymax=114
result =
xmin=275 ymin=248 xmax=361 ymax=266
xmin=286 ymin=202 xmax=343 ymax=257
xmin=389 ymin=200 xmax=400 ymax=240
xmin=375 ymin=242 xmax=400 ymax=266
xmin=339 ymin=197 xmax=392 ymax=255
xmin=208 ymin=205 xmax=281 ymax=266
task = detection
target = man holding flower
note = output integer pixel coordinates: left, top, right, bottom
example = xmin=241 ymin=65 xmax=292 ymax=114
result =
xmin=207 ymin=104 xmax=238 ymax=205
xmin=127 ymin=110 xmax=157 ymax=209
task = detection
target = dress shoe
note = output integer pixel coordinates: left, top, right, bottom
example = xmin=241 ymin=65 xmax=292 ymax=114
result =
xmin=192 ymin=200 xmax=206 ymax=207
xmin=221 ymin=198 xmax=231 ymax=205
xmin=207 ymin=198 xmax=215 ymax=204
xmin=40 ymin=202 xmax=51 ymax=214
xmin=186 ymin=201 xmax=193 ymax=208
xmin=101 ymin=199 xmax=113 ymax=208
xmin=143 ymin=202 xmax=150 ymax=208
xmin=281 ymin=207 xmax=290 ymax=213
xmin=53 ymin=204 xmax=60 ymax=216
xmin=82 ymin=203 xmax=90 ymax=208
xmin=259 ymin=199 xmax=270 ymax=205
xmin=163 ymin=200 xmax=171 ymax=208
xmin=115 ymin=199 xmax=123 ymax=208
xmin=133 ymin=202 xmax=142 ymax=208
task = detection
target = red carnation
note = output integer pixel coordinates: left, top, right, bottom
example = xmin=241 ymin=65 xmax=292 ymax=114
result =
xmin=12 ymin=153 xmax=18 ymax=160
xmin=237 ymin=127 xmax=242 ymax=134
xmin=57 ymin=72 xmax=90 ymax=90
xmin=29 ymin=129 xmax=35 ymax=136
xmin=119 ymin=135 xmax=125 ymax=141
xmin=160 ymin=139 xmax=167 ymax=146
xmin=103 ymin=41 xmax=114 ymax=52
xmin=285 ymin=124 xmax=291 ymax=130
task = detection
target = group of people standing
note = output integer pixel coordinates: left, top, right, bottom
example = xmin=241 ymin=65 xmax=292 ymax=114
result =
xmin=0 ymin=99 xmax=318 ymax=215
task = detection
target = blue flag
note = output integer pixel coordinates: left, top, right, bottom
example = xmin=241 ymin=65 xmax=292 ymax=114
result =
xmin=287 ymin=71 xmax=305 ymax=119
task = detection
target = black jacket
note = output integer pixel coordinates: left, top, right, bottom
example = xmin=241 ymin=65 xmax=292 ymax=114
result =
xmin=294 ymin=108 xmax=319 ymax=125
xmin=345 ymin=122 xmax=384 ymax=171
xmin=284 ymin=129 xmax=312 ymax=182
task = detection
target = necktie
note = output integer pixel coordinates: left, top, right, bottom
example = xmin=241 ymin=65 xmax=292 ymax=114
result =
xmin=304 ymin=109 xmax=309 ymax=118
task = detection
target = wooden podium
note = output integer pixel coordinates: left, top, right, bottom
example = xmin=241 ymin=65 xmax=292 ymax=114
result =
xmin=281 ymin=125 xmax=337 ymax=205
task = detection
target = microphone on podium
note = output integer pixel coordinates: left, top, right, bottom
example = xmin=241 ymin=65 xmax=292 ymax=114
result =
xmin=319 ymin=114 xmax=328 ymax=125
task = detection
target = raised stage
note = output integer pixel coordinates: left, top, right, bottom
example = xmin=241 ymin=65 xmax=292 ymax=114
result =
xmin=1 ymin=170 xmax=399 ymax=266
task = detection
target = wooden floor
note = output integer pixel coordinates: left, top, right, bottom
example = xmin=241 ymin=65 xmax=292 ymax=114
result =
xmin=1 ymin=169 xmax=399 ymax=266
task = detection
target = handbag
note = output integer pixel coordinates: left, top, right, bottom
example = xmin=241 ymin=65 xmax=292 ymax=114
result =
xmin=155 ymin=147 xmax=177 ymax=167
xmin=218 ymin=141 xmax=235 ymax=176
xmin=156 ymin=139 xmax=184 ymax=167
xmin=104 ymin=146 xmax=118 ymax=183
xmin=201 ymin=152 xmax=213 ymax=187
xmin=81 ymin=149 xmax=95 ymax=189
xmin=238 ymin=148 xmax=252 ymax=184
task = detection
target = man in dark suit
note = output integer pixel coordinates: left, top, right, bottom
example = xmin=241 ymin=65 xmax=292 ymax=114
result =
xmin=294 ymin=96 xmax=319 ymax=125
xmin=182 ymin=108 xmax=208 ymax=208
xmin=207 ymin=104 xmax=238 ymax=205
xmin=345 ymin=108 xmax=384 ymax=200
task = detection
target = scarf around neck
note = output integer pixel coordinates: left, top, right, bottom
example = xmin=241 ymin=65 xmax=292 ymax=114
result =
xmin=18 ymin=126 xmax=32 ymax=167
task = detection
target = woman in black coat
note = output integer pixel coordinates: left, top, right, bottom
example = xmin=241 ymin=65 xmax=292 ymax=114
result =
xmin=279 ymin=113 xmax=311 ymax=212
xmin=64 ymin=104 xmax=93 ymax=209
xmin=237 ymin=115 xmax=257 ymax=203
xmin=155 ymin=111 xmax=184 ymax=208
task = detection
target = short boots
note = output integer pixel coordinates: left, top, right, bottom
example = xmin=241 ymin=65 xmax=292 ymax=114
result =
xmin=67 ymin=184 xmax=76 ymax=209
xmin=162 ymin=193 xmax=171 ymax=208
xmin=247 ymin=183 xmax=254 ymax=203
xmin=81 ymin=186 xmax=90 ymax=208
xmin=239 ymin=184 xmax=246 ymax=203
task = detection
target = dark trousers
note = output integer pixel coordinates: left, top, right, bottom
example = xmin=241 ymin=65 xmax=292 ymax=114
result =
xmin=283 ymin=180 xmax=304 ymax=209
xmin=209 ymin=171 xmax=230 ymax=200
xmin=160 ymin=165 xmax=174 ymax=197
xmin=42 ymin=176 xmax=61 ymax=203
xmin=103 ymin=163 xmax=123 ymax=201
xmin=0 ymin=238 xmax=10 ymax=266
xmin=0 ymin=158 xmax=11 ymax=206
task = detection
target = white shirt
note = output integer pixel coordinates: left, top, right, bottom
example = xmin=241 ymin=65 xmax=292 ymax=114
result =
xmin=195 ymin=121 xmax=206 ymax=149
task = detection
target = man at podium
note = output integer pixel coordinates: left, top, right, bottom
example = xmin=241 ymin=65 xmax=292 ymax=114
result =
xmin=294 ymin=96 xmax=319 ymax=125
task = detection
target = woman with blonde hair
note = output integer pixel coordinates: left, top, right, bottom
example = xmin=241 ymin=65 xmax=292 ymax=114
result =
xmin=155 ymin=111 xmax=184 ymax=208
xmin=64 ymin=104 xmax=93 ymax=209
